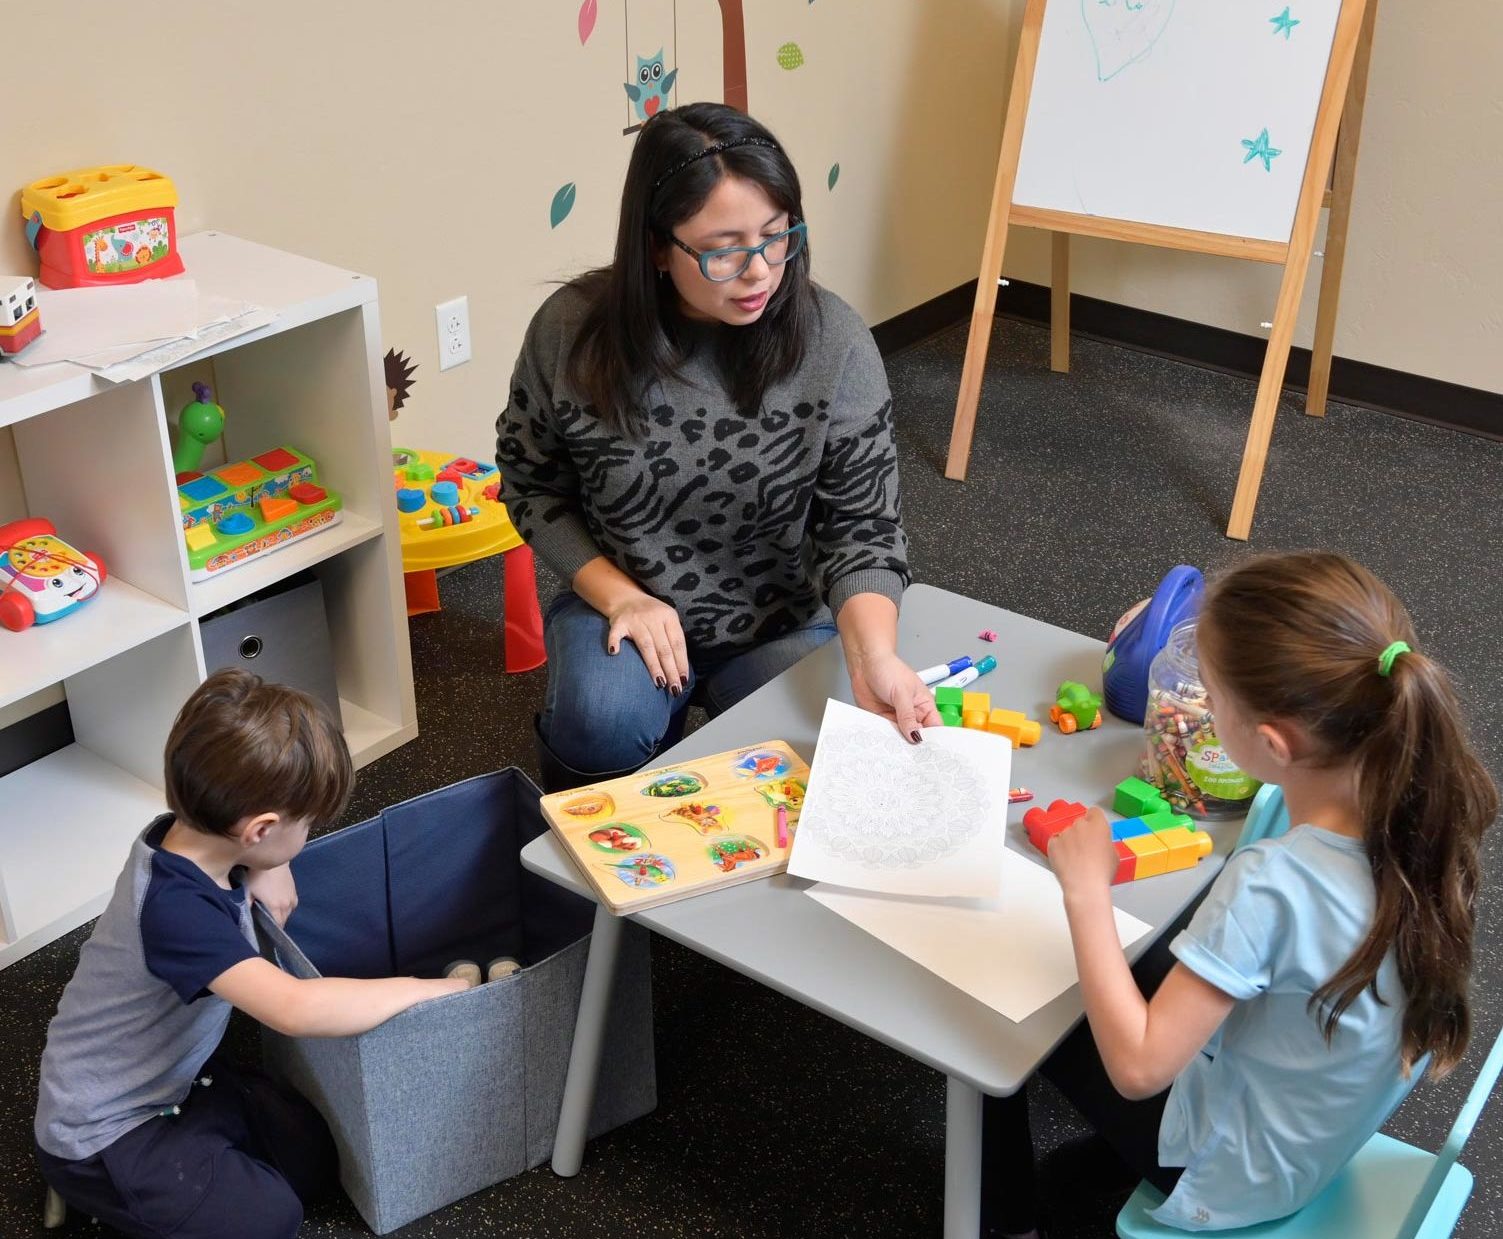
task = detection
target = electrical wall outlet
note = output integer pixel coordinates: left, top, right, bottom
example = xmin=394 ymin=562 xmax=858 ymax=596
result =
xmin=435 ymin=296 xmax=472 ymax=370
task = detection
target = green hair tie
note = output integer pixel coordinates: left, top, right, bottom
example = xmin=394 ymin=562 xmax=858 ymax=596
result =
xmin=1377 ymin=641 xmax=1412 ymax=677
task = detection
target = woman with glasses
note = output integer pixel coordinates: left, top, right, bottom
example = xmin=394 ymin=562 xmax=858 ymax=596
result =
xmin=498 ymin=102 xmax=936 ymax=789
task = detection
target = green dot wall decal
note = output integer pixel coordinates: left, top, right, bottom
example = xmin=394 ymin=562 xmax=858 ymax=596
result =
xmin=776 ymin=42 xmax=805 ymax=70
xmin=550 ymin=183 xmax=577 ymax=229
xmin=827 ymin=163 xmax=840 ymax=191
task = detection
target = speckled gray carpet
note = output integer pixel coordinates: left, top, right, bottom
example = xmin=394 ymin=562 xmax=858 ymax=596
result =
xmin=3 ymin=316 xmax=1500 ymax=1237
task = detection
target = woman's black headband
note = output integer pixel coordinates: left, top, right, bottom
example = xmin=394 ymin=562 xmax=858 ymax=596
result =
xmin=651 ymin=137 xmax=781 ymax=194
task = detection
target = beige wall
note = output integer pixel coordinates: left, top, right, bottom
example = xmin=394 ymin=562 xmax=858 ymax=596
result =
xmin=4 ymin=1 xmax=1494 ymax=468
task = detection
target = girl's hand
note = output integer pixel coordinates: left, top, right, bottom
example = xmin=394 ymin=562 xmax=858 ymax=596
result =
xmin=849 ymin=651 xmax=942 ymax=743
xmin=606 ymin=593 xmax=689 ymax=693
xmin=1047 ymin=807 xmax=1120 ymax=899
xmin=243 ymin=863 xmax=299 ymax=928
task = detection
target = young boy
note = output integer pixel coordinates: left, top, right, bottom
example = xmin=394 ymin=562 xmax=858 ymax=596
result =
xmin=34 ymin=669 xmax=467 ymax=1239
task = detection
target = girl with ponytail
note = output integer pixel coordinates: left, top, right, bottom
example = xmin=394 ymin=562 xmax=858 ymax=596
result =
xmin=987 ymin=552 xmax=1497 ymax=1236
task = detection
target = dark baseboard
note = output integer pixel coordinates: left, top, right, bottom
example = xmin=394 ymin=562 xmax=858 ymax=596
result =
xmin=872 ymin=278 xmax=1502 ymax=442
xmin=0 ymin=701 xmax=73 ymax=779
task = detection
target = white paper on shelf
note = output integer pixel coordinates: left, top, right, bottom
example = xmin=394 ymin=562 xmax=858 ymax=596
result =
xmin=808 ymin=850 xmax=1153 ymax=1023
xmin=788 ymin=698 xmax=1012 ymax=899
xmin=16 ymin=280 xmax=201 ymax=367
xmin=95 ymin=307 xmax=278 ymax=383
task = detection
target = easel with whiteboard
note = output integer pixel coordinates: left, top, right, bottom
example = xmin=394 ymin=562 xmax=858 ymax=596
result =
xmin=947 ymin=0 xmax=1378 ymax=540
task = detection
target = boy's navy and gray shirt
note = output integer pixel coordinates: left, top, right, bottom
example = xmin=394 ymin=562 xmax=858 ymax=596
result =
xmin=35 ymin=815 xmax=258 ymax=1161
xmin=496 ymin=284 xmax=910 ymax=653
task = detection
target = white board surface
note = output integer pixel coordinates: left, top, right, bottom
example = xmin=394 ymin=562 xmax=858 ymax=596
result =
xmin=1012 ymin=0 xmax=1344 ymax=242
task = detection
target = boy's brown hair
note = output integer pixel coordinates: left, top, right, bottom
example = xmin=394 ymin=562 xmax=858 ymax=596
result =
xmin=164 ymin=669 xmax=353 ymax=837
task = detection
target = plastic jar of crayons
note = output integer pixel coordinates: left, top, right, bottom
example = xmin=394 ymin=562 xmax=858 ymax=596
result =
xmin=1140 ymin=620 xmax=1260 ymax=820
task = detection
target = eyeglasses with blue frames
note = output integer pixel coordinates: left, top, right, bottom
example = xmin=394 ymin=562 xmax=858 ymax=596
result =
xmin=669 ymin=221 xmax=807 ymax=284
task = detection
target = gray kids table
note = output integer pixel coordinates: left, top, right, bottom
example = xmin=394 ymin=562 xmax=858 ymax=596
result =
xmin=520 ymin=584 xmax=1241 ymax=1237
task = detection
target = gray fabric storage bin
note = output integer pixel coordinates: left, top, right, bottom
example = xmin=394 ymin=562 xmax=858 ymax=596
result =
xmin=200 ymin=570 xmax=341 ymax=721
xmin=255 ymin=767 xmax=655 ymax=1234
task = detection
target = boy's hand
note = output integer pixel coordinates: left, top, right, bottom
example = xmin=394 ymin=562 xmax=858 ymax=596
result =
xmin=243 ymin=863 xmax=298 ymax=927
xmin=1047 ymin=807 xmax=1119 ymax=899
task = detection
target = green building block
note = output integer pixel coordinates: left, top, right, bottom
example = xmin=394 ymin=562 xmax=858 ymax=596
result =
xmin=1115 ymin=776 xmax=1169 ymax=818
xmin=1141 ymin=810 xmax=1195 ymax=833
xmin=940 ymin=706 xmax=962 ymax=727
xmin=934 ymin=686 xmax=964 ymax=709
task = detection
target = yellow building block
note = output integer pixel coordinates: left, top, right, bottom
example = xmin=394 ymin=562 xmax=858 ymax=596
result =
xmin=1156 ymin=827 xmax=1214 ymax=873
xmin=184 ymin=524 xmax=216 ymax=553
xmin=987 ymin=708 xmax=1042 ymax=749
xmin=963 ymin=709 xmax=990 ymax=730
xmin=1124 ymin=832 xmax=1171 ymax=879
xmin=963 ymin=691 xmax=990 ymax=716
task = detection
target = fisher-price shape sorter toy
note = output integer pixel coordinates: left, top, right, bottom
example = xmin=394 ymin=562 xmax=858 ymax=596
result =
xmin=178 ymin=448 xmax=342 ymax=581
xmin=0 ymin=276 xmax=41 ymax=357
xmin=21 ymin=165 xmax=184 ymax=288
xmin=1023 ymin=798 xmax=1212 ymax=884
xmin=934 ymin=686 xmax=1042 ymax=748
xmin=0 ymin=519 xmax=106 ymax=632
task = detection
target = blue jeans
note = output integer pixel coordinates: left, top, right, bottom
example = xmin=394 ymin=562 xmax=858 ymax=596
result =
xmin=538 ymin=591 xmax=837 ymax=775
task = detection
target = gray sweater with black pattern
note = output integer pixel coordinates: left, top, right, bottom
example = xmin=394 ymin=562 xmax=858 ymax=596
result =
xmin=495 ymin=283 xmax=909 ymax=655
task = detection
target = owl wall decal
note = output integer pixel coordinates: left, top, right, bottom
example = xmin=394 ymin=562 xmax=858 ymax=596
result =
xmin=624 ymin=49 xmax=677 ymax=122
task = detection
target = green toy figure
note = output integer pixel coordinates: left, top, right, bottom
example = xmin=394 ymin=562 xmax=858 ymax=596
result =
xmin=1050 ymin=680 xmax=1104 ymax=734
xmin=173 ymin=382 xmax=226 ymax=474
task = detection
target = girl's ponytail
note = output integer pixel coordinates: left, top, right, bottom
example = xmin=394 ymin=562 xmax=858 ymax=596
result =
xmin=1199 ymin=553 xmax=1498 ymax=1077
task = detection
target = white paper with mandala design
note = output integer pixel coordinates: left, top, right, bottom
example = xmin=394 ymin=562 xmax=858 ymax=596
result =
xmin=789 ymin=699 xmax=1012 ymax=898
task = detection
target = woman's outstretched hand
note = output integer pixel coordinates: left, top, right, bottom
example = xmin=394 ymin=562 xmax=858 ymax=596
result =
xmin=849 ymin=649 xmax=942 ymax=743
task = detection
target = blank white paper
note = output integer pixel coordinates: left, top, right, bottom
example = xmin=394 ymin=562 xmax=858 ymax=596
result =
xmin=808 ymin=850 xmax=1153 ymax=1023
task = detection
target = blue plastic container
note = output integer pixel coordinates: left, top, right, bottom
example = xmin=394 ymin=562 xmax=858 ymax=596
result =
xmin=1102 ymin=565 xmax=1204 ymax=724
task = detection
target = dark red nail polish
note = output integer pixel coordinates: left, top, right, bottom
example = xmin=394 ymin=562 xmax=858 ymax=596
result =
xmin=909 ymin=730 xmax=923 ymax=744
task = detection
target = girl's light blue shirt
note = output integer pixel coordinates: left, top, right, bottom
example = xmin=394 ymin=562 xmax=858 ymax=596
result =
xmin=1154 ymin=825 xmax=1422 ymax=1231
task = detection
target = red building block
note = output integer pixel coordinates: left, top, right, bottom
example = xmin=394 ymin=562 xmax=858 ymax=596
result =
xmin=1023 ymin=799 xmax=1087 ymax=854
xmin=1112 ymin=841 xmax=1138 ymax=884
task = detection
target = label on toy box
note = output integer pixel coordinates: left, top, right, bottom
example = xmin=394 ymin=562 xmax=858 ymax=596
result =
xmin=83 ymin=218 xmax=171 ymax=275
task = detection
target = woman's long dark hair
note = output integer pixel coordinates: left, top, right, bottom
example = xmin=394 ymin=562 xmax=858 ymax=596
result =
xmin=1199 ymin=553 xmax=1498 ymax=1077
xmin=567 ymin=103 xmax=817 ymax=435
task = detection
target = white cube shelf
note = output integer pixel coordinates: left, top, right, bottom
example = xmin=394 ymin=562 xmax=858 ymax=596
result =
xmin=0 ymin=233 xmax=418 ymax=966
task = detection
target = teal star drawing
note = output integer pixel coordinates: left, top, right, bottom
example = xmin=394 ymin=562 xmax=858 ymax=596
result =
xmin=1241 ymin=128 xmax=1282 ymax=171
xmin=1270 ymin=7 xmax=1300 ymax=38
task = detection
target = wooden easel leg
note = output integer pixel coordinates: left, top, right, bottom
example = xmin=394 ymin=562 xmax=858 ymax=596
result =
xmin=1050 ymin=232 xmax=1070 ymax=373
xmin=1306 ymin=0 xmax=1378 ymax=417
xmin=946 ymin=218 xmax=1014 ymax=482
xmin=1230 ymin=249 xmax=1325 ymax=539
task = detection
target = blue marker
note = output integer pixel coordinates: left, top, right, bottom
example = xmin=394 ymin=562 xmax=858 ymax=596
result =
xmin=935 ymin=655 xmax=996 ymax=690
xmin=917 ymin=655 xmax=973 ymax=686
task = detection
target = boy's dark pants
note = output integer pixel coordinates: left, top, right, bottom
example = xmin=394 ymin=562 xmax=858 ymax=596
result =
xmin=982 ymin=903 xmax=1196 ymax=1234
xmin=35 ymin=1060 xmax=335 ymax=1239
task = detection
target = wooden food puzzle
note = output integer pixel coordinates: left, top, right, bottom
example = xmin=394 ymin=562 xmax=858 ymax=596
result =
xmin=177 ymin=447 xmax=342 ymax=581
xmin=540 ymin=742 xmax=810 ymax=914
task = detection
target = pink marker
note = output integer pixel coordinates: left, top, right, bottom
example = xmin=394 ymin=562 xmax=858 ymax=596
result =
xmin=776 ymin=806 xmax=789 ymax=849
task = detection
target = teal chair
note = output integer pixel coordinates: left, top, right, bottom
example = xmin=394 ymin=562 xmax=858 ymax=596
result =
xmin=1116 ymin=783 xmax=1503 ymax=1239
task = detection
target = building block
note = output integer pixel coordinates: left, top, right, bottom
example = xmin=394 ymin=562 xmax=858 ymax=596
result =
xmin=1155 ymin=827 xmax=1215 ymax=873
xmin=1140 ymin=809 xmax=1195 ymax=833
xmin=259 ymin=495 xmax=299 ymax=523
xmin=934 ymin=686 xmax=964 ymax=711
xmin=1112 ymin=841 xmax=1138 ymax=884
xmin=1124 ymin=832 xmax=1171 ymax=879
xmin=940 ymin=707 xmax=962 ymax=727
xmin=963 ymin=709 xmax=990 ymax=730
xmin=988 ymin=708 xmax=1042 ymax=748
xmin=1111 ymin=817 xmax=1153 ymax=841
xmin=962 ymin=691 xmax=990 ymax=716
xmin=1115 ymin=776 xmax=1170 ymax=819
xmin=184 ymin=524 xmax=216 ymax=553
xmin=1023 ymin=799 xmax=1087 ymax=853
